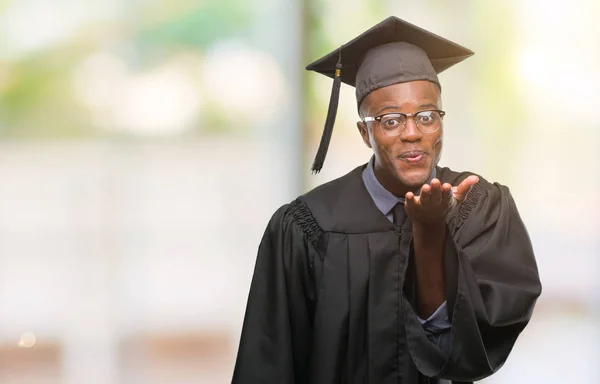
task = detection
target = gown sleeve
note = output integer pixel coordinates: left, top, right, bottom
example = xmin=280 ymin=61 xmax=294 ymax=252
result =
xmin=403 ymin=177 xmax=542 ymax=382
xmin=232 ymin=201 xmax=318 ymax=384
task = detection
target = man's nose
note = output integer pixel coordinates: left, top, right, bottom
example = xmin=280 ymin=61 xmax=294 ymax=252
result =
xmin=400 ymin=118 xmax=422 ymax=141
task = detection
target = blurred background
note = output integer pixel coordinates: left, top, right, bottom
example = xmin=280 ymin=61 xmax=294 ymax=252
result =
xmin=0 ymin=0 xmax=598 ymax=383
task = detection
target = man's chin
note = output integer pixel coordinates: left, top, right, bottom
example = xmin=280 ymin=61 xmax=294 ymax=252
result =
xmin=397 ymin=168 xmax=433 ymax=190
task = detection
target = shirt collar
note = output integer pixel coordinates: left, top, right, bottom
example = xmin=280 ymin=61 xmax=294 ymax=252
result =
xmin=362 ymin=157 xmax=437 ymax=216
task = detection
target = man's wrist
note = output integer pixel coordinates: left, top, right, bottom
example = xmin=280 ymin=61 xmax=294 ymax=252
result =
xmin=413 ymin=219 xmax=446 ymax=239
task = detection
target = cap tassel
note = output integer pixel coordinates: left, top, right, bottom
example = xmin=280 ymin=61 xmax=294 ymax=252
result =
xmin=311 ymin=51 xmax=343 ymax=174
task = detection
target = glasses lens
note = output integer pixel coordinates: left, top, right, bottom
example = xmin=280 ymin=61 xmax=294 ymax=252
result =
xmin=415 ymin=111 xmax=442 ymax=133
xmin=379 ymin=114 xmax=405 ymax=136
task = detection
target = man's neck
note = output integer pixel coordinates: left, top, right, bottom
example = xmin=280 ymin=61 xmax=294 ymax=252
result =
xmin=373 ymin=163 xmax=434 ymax=198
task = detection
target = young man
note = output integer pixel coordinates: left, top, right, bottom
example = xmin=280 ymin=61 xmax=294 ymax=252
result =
xmin=232 ymin=16 xmax=541 ymax=383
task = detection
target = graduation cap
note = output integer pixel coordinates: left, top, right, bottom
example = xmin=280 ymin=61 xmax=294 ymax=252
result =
xmin=306 ymin=16 xmax=474 ymax=173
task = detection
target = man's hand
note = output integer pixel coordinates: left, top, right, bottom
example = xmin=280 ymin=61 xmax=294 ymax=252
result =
xmin=405 ymin=175 xmax=480 ymax=225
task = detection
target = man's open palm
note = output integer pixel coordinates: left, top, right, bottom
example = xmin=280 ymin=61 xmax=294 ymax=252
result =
xmin=404 ymin=175 xmax=480 ymax=225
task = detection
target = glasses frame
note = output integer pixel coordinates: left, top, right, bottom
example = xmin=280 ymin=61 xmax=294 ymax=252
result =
xmin=363 ymin=109 xmax=446 ymax=136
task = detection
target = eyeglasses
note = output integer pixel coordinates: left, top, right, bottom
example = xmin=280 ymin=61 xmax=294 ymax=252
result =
xmin=363 ymin=109 xmax=445 ymax=136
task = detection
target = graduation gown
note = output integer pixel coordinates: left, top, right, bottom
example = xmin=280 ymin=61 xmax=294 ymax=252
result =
xmin=232 ymin=164 xmax=542 ymax=383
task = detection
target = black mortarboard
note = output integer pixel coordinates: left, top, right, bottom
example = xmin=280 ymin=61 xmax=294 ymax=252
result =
xmin=306 ymin=16 xmax=474 ymax=173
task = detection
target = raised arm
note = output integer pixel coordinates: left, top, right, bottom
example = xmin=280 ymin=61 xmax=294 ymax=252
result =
xmin=404 ymin=177 xmax=542 ymax=381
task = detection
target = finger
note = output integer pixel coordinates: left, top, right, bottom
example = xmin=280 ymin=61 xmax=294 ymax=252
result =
xmin=430 ymin=178 xmax=442 ymax=203
xmin=420 ymin=184 xmax=431 ymax=204
xmin=461 ymin=175 xmax=480 ymax=188
xmin=405 ymin=191 xmax=417 ymax=210
xmin=440 ymin=182 xmax=453 ymax=206
xmin=454 ymin=175 xmax=480 ymax=201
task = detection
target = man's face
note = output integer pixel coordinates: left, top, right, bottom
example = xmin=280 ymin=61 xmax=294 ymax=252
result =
xmin=357 ymin=80 xmax=443 ymax=195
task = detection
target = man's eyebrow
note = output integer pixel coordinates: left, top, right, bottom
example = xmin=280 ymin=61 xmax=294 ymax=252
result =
xmin=374 ymin=105 xmax=400 ymax=116
xmin=373 ymin=103 xmax=439 ymax=116
xmin=417 ymin=103 xmax=439 ymax=110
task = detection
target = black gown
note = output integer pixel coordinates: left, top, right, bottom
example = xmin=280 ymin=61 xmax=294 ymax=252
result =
xmin=232 ymin=164 xmax=542 ymax=383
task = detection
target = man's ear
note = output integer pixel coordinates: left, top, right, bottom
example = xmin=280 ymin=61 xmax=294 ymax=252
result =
xmin=357 ymin=121 xmax=372 ymax=149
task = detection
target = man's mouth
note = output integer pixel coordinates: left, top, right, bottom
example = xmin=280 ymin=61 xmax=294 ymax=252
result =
xmin=399 ymin=151 xmax=425 ymax=163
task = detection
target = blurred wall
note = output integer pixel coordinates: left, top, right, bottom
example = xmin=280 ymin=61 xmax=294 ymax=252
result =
xmin=0 ymin=0 xmax=303 ymax=382
xmin=0 ymin=0 xmax=598 ymax=383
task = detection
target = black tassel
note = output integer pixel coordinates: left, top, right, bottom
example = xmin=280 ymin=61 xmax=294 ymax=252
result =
xmin=311 ymin=51 xmax=343 ymax=174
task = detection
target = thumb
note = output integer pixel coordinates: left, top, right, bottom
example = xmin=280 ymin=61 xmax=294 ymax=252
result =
xmin=453 ymin=175 xmax=479 ymax=201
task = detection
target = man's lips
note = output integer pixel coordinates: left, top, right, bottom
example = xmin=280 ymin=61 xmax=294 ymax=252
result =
xmin=399 ymin=151 xmax=425 ymax=158
xmin=398 ymin=151 xmax=425 ymax=164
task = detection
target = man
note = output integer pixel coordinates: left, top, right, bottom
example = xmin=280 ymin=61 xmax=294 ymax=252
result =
xmin=232 ymin=16 xmax=541 ymax=383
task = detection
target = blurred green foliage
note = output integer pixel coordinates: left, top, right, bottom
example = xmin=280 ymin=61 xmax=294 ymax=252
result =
xmin=0 ymin=0 xmax=254 ymax=139
xmin=137 ymin=0 xmax=254 ymax=51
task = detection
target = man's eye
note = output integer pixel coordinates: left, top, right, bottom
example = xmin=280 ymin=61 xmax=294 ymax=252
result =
xmin=417 ymin=113 xmax=435 ymax=124
xmin=384 ymin=118 xmax=400 ymax=127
